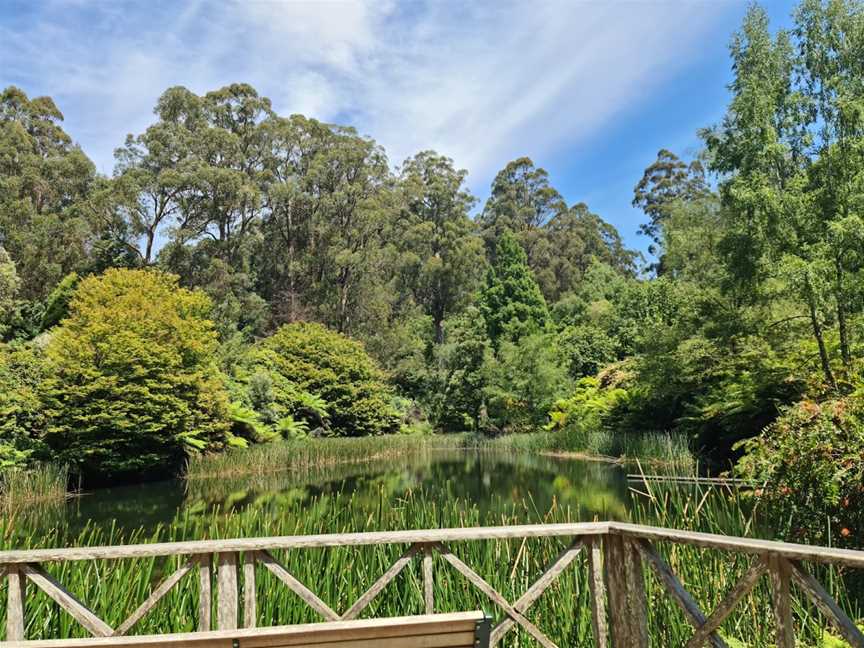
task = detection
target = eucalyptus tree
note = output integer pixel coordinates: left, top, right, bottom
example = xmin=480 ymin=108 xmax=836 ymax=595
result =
xmin=397 ymin=151 xmax=485 ymax=342
xmin=0 ymin=86 xmax=99 ymax=299
xmin=632 ymin=149 xmax=708 ymax=270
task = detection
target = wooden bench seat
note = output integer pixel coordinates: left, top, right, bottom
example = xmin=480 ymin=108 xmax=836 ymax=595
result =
xmin=4 ymin=612 xmax=491 ymax=648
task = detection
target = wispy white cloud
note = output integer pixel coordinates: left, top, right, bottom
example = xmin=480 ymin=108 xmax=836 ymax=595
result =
xmin=0 ymin=0 xmax=736 ymax=189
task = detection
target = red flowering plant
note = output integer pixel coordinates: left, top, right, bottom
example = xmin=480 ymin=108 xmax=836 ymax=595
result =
xmin=736 ymin=392 xmax=864 ymax=548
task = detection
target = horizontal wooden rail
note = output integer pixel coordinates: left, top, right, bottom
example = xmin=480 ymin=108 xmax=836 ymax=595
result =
xmin=2 ymin=522 xmax=863 ymax=647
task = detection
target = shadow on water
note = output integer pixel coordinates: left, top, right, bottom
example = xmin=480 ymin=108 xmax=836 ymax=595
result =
xmin=19 ymin=449 xmax=633 ymax=536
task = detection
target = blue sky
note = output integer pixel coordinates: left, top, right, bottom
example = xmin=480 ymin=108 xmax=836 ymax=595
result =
xmin=1 ymin=0 xmax=797 ymax=260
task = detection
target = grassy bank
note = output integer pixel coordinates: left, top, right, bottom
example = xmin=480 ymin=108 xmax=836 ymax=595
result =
xmin=0 ymin=477 xmax=857 ymax=645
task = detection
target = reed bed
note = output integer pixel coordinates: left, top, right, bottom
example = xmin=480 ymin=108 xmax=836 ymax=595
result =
xmin=184 ymin=434 xmax=473 ymax=480
xmin=1 ymin=478 xmax=860 ymax=646
xmin=0 ymin=463 xmax=72 ymax=510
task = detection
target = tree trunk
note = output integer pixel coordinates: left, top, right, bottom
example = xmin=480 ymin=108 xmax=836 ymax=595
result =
xmin=834 ymin=256 xmax=851 ymax=370
xmin=808 ymin=295 xmax=836 ymax=391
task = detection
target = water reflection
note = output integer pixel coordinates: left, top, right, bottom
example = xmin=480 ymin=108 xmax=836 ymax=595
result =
xmin=30 ymin=450 xmax=633 ymax=535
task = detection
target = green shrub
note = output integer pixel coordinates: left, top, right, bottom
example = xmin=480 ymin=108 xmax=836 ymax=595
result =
xmin=485 ymin=331 xmax=571 ymax=432
xmin=547 ymin=373 xmax=629 ymax=451
xmin=736 ymin=393 xmax=864 ymax=547
xmin=253 ymin=322 xmax=399 ymax=437
xmin=40 ymin=268 xmax=231 ymax=479
xmin=0 ymin=342 xmax=46 ymax=468
xmin=557 ymin=323 xmax=618 ymax=379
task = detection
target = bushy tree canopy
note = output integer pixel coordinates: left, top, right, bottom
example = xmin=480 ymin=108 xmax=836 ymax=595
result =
xmin=40 ymin=268 xmax=230 ymax=478
xmin=255 ymin=322 xmax=399 ymax=437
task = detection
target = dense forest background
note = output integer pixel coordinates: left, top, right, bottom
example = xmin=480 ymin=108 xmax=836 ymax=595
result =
xmin=1 ymin=1 xmax=863 ymax=540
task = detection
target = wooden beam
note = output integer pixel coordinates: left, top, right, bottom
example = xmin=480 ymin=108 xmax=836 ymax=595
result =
xmin=422 ymin=545 xmax=434 ymax=615
xmin=769 ymin=555 xmax=794 ymax=648
xmin=610 ymin=523 xmax=864 ymax=569
xmin=7 ymin=565 xmax=27 ymax=641
xmin=243 ymin=552 xmax=257 ymax=629
xmin=341 ymin=544 xmax=419 ymax=621
xmin=0 ymin=523 xmax=612 ymax=565
xmin=490 ymin=540 xmax=583 ymax=646
xmin=216 ymin=553 xmax=238 ymax=631
xmin=634 ymin=539 xmax=727 ymax=648
xmin=587 ymin=537 xmax=608 ymax=648
xmin=257 ymin=550 xmax=339 ymax=621
xmin=624 ymin=538 xmax=649 ymax=647
xmin=685 ymin=559 xmax=767 ymax=648
xmin=22 ymin=563 xmax=113 ymax=637
xmin=604 ymin=534 xmax=634 ymax=647
xmin=433 ymin=542 xmax=557 ymax=648
xmin=5 ymin=611 xmax=486 ymax=647
xmin=114 ymin=561 xmax=194 ymax=636
xmin=788 ymin=560 xmax=864 ymax=648
xmin=197 ymin=555 xmax=211 ymax=632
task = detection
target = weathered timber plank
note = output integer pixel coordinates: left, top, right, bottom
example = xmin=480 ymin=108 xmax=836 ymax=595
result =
xmin=243 ymin=552 xmax=257 ymax=629
xmin=341 ymin=544 xmax=419 ymax=621
xmin=0 ymin=523 xmax=611 ymax=565
xmin=258 ymin=549 xmax=339 ymax=621
xmin=216 ymin=552 xmax=238 ymax=631
xmin=604 ymin=534 xmax=634 ymax=647
xmin=624 ymin=538 xmax=649 ymax=648
xmin=113 ymin=561 xmax=194 ymax=635
xmin=423 ymin=545 xmax=434 ymax=615
xmin=7 ymin=565 xmax=27 ymax=641
xmin=1 ymin=612 xmax=485 ymax=647
xmin=610 ymin=522 xmax=864 ymax=569
xmin=634 ymin=539 xmax=728 ymax=648
xmin=769 ymin=556 xmax=794 ymax=648
xmin=685 ymin=559 xmax=767 ymax=648
xmin=434 ymin=543 xmax=557 ymax=648
xmin=586 ymin=537 xmax=609 ymax=648
xmin=788 ymin=560 xmax=864 ymax=648
xmin=197 ymin=555 xmax=211 ymax=632
xmin=22 ymin=563 xmax=113 ymax=637
xmin=490 ymin=539 xmax=583 ymax=646
xmin=4 ymin=521 xmax=863 ymax=569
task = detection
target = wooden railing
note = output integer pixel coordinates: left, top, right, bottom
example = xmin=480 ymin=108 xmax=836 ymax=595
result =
xmin=1 ymin=521 xmax=863 ymax=647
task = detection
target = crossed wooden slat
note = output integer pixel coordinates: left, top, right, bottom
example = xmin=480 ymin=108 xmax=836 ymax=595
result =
xmin=6 ymin=538 xmax=864 ymax=648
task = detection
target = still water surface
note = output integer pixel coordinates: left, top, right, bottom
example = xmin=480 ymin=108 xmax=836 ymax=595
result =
xmin=46 ymin=450 xmax=635 ymax=536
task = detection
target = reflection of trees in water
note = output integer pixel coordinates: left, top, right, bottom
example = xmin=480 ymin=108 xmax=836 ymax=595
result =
xmin=6 ymin=449 xmax=633 ymax=538
xmin=185 ymin=449 xmax=631 ymax=523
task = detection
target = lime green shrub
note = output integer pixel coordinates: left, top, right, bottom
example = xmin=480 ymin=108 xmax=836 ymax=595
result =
xmin=253 ymin=322 xmax=399 ymax=437
xmin=40 ymin=268 xmax=231 ymax=479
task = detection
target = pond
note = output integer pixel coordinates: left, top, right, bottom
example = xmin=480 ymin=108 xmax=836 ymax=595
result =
xmin=18 ymin=449 xmax=637 ymax=540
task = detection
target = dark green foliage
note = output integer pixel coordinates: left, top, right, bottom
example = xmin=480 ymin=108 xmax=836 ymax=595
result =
xmin=485 ymin=332 xmax=571 ymax=432
xmin=255 ymin=322 xmax=399 ymax=437
xmin=40 ymin=272 xmax=79 ymax=331
xmin=478 ymin=231 xmax=549 ymax=345
xmin=558 ymin=324 xmax=617 ymax=379
xmin=430 ymin=307 xmax=492 ymax=432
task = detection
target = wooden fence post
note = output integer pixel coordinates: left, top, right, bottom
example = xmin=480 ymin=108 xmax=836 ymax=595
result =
xmin=217 ymin=552 xmax=238 ymax=630
xmin=604 ymin=535 xmax=648 ymax=648
xmin=769 ymin=555 xmax=794 ymax=648
xmin=587 ymin=537 xmax=609 ymax=648
xmin=197 ymin=554 xmax=211 ymax=631
xmin=6 ymin=565 xmax=26 ymax=641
